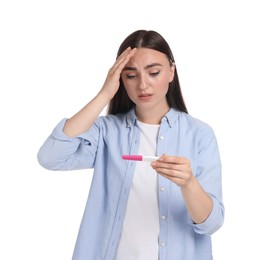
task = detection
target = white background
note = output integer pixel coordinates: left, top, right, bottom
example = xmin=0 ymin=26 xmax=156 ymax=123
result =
xmin=1 ymin=0 xmax=270 ymax=259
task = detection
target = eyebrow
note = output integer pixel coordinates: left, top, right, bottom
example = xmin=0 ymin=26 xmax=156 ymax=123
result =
xmin=123 ymin=63 xmax=163 ymax=71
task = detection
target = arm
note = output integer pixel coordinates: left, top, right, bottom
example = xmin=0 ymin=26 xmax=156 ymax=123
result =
xmin=151 ymin=155 xmax=212 ymax=224
xmin=63 ymin=47 xmax=137 ymax=137
xmin=151 ymin=127 xmax=223 ymax=229
xmin=38 ymin=47 xmax=137 ymax=170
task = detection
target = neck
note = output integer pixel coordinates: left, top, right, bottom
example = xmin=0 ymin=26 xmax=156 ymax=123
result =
xmin=135 ymin=106 xmax=170 ymax=125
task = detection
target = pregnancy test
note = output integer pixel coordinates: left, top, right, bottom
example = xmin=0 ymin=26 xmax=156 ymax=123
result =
xmin=122 ymin=155 xmax=159 ymax=162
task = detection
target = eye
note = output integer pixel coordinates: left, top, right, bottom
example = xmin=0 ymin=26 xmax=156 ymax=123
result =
xmin=150 ymin=71 xmax=160 ymax=77
xmin=126 ymin=74 xmax=137 ymax=79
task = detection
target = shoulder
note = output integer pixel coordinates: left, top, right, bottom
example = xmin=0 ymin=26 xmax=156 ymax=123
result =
xmin=170 ymin=109 xmax=212 ymax=131
xmin=182 ymin=112 xmax=212 ymax=131
xmin=94 ymin=112 xmax=130 ymax=130
xmin=169 ymin=109 xmax=216 ymax=142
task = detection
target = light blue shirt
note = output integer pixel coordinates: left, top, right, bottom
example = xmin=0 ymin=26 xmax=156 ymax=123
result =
xmin=37 ymin=108 xmax=224 ymax=260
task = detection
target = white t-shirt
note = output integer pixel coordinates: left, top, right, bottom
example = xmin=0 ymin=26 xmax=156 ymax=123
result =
xmin=115 ymin=121 xmax=160 ymax=260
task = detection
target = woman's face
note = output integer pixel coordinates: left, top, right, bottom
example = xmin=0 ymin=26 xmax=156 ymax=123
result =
xmin=121 ymin=48 xmax=175 ymax=119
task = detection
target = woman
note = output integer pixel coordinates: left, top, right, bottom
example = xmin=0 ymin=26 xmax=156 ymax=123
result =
xmin=38 ymin=30 xmax=224 ymax=260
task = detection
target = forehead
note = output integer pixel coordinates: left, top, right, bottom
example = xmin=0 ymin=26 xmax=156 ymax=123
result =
xmin=126 ymin=48 xmax=169 ymax=67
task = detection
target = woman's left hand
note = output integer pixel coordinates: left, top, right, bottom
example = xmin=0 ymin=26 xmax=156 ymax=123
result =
xmin=151 ymin=154 xmax=193 ymax=187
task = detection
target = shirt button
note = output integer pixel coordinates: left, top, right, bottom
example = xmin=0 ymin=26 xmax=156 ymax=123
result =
xmin=159 ymin=135 xmax=164 ymax=140
xmin=161 ymin=215 xmax=166 ymax=220
xmin=160 ymin=187 xmax=165 ymax=192
xmin=160 ymin=242 xmax=166 ymax=247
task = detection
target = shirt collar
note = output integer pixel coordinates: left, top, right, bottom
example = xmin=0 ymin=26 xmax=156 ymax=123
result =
xmin=162 ymin=108 xmax=180 ymax=127
xmin=126 ymin=108 xmax=180 ymax=128
xmin=126 ymin=109 xmax=137 ymax=127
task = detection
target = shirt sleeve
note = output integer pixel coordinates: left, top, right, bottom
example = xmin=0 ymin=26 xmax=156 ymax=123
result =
xmin=37 ymin=118 xmax=101 ymax=171
xmin=191 ymin=126 xmax=225 ymax=235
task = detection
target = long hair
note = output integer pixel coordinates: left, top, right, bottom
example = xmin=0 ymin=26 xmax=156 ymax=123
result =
xmin=107 ymin=30 xmax=188 ymax=115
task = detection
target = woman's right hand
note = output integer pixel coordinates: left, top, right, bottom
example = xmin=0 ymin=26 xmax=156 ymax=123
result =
xmin=63 ymin=47 xmax=137 ymax=137
xmin=99 ymin=47 xmax=137 ymax=100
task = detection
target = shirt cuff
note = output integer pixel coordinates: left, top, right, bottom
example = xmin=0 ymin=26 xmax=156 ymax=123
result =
xmin=191 ymin=195 xmax=224 ymax=235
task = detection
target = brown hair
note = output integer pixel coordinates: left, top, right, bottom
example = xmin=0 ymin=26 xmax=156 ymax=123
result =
xmin=107 ymin=30 xmax=188 ymax=115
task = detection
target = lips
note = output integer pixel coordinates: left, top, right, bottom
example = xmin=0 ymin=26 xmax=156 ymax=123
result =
xmin=138 ymin=93 xmax=153 ymax=98
xmin=138 ymin=93 xmax=153 ymax=101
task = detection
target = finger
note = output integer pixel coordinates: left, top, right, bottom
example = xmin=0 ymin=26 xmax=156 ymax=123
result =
xmin=152 ymin=155 xmax=188 ymax=169
xmin=155 ymin=167 xmax=181 ymax=178
xmin=158 ymin=173 xmax=186 ymax=186
xmin=152 ymin=161 xmax=182 ymax=171
xmin=107 ymin=49 xmax=130 ymax=75
xmin=116 ymin=48 xmax=137 ymax=73
xmin=111 ymin=47 xmax=136 ymax=73
xmin=155 ymin=165 xmax=190 ymax=178
xmin=158 ymin=154 xmax=189 ymax=165
xmin=113 ymin=47 xmax=131 ymax=66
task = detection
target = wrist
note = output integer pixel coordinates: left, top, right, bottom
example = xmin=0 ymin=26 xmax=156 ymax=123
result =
xmin=96 ymin=90 xmax=112 ymax=104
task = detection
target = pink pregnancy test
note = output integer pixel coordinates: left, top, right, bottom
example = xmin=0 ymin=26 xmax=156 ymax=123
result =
xmin=122 ymin=155 xmax=159 ymax=162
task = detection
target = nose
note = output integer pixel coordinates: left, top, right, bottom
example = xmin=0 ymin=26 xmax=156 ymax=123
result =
xmin=138 ymin=76 xmax=147 ymax=90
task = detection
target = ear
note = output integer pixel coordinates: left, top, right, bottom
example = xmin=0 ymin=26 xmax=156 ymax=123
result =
xmin=169 ymin=63 xmax=175 ymax=82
